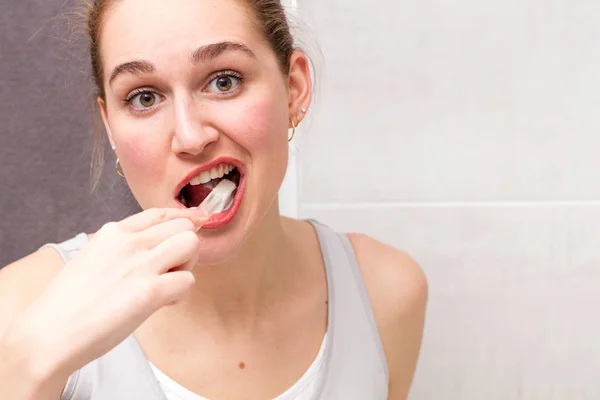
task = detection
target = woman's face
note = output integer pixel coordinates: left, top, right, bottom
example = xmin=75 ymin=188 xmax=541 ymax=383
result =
xmin=98 ymin=0 xmax=310 ymax=264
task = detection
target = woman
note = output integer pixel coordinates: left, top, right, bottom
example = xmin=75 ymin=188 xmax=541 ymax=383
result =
xmin=0 ymin=0 xmax=428 ymax=399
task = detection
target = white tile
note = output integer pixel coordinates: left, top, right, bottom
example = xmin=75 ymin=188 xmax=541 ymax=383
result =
xmin=301 ymin=205 xmax=600 ymax=399
xmin=298 ymin=0 xmax=600 ymax=202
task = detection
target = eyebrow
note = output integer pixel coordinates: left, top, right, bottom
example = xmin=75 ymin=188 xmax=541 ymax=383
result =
xmin=109 ymin=60 xmax=155 ymax=85
xmin=191 ymin=41 xmax=257 ymax=64
xmin=108 ymin=41 xmax=257 ymax=86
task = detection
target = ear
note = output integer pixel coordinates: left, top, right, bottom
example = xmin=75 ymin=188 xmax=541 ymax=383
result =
xmin=97 ymin=97 xmax=116 ymax=149
xmin=287 ymin=50 xmax=312 ymax=127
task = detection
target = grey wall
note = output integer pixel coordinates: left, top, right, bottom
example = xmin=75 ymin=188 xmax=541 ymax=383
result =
xmin=298 ymin=0 xmax=600 ymax=398
xmin=0 ymin=0 xmax=138 ymax=267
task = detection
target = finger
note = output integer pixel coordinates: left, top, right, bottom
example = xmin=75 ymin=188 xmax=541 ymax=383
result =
xmin=136 ymin=217 xmax=197 ymax=249
xmin=145 ymin=230 xmax=200 ymax=274
xmin=167 ymin=247 xmax=200 ymax=274
xmin=119 ymin=208 xmax=207 ymax=232
xmin=150 ymin=270 xmax=196 ymax=309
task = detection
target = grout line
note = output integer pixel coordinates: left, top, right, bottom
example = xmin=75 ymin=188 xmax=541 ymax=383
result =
xmin=301 ymin=201 xmax=600 ymax=209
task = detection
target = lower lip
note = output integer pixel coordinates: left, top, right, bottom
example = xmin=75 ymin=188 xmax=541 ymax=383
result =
xmin=174 ymin=175 xmax=246 ymax=229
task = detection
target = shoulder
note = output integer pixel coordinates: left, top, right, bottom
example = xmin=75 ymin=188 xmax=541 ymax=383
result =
xmin=347 ymin=233 xmax=428 ymax=325
xmin=347 ymin=233 xmax=427 ymax=399
xmin=0 ymin=247 xmax=65 ymax=338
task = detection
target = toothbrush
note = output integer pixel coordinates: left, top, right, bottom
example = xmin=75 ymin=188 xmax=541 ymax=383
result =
xmin=198 ymin=179 xmax=237 ymax=216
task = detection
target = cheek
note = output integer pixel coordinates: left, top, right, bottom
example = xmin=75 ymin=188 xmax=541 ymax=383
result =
xmin=113 ymin=119 xmax=170 ymax=197
xmin=233 ymin=97 xmax=290 ymax=197
xmin=120 ymin=141 xmax=163 ymax=174
xmin=234 ymin=97 xmax=288 ymax=151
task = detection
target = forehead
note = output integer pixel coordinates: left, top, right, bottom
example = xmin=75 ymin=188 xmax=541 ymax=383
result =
xmin=100 ymin=0 xmax=264 ymax=69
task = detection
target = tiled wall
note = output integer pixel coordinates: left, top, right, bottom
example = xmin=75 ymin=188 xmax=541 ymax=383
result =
xmin=297 ymin=0 xmax=600 ymax=398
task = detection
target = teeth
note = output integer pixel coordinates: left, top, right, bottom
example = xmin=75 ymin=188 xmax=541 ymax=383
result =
xmin=189 ymin=172 xmax=210 ymax=186
xmin=178 ymin=194 xmax=187 ymax=206
xmin=189 ymin=163 xmax=235 ymax=186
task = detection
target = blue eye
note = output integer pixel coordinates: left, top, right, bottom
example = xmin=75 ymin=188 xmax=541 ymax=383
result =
xmin=129 ymin=91 xmax=160 ymax=109
xmin=208 ymin=74 xmax=241 ymax=93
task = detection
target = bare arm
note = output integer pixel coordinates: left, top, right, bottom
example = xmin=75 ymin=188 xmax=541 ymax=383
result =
xmin=348 ymin=233 xmax=428 ymax=400
xmin=0 ymin=248 xmax=69 ymax=400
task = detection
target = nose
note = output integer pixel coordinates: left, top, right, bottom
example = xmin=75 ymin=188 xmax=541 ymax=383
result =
xmin=170 ymin=98 xmax=218 ymax=155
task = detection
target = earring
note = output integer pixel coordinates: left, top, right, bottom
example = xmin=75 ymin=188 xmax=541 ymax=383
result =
xmin=289 ymin=118 xmax=297 ymax=142
xmin=115 ymin=158 xmax=126 ymax=178
xmin=111 ymin=145 xmax=116 ymax=151
xmin=301 ymin=108 xmax=307 ymax=113
xmin=289 ymin=117 xmax=301 ymax=142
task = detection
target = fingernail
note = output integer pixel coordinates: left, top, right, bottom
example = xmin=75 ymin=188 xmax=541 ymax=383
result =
xmin=189 ymin=208 xmax=209 ymax=228
xmin=189 ymin=215 xmax=206 ymax=226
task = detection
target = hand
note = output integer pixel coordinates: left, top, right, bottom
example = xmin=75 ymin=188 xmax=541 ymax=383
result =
xmin=7 ymin=207 xmax=208 ymax=381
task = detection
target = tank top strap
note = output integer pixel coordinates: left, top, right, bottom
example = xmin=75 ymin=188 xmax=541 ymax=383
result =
xmin=41 ymin=233 xmax=89 ymax=263
xmin=307 ymin=220 xmax=389 ymax=399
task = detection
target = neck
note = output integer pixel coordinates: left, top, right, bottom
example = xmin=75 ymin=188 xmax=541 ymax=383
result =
xmin=180 ymin=202 xmax=300 ymax=330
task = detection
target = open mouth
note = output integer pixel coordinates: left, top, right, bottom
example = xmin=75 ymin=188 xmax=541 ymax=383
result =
xmin=178 ymin=163 xmax=241 ymax=211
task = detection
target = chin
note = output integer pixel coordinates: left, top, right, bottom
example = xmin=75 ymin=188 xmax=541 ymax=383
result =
xmin=194 ymin=225 xmax=249 ymax=266
xmin=193 ymin=193 xmax=279 ymax=267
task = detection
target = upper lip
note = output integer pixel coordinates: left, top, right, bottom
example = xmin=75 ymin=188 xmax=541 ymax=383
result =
xmin=173 ymin=156 xmax=246 ymax=197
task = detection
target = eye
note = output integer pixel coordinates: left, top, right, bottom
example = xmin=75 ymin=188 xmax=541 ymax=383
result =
xmin=128 ymin=90 xmax=160 ymax=109
xmin=207 ymin=73 xmax=242 ymax=94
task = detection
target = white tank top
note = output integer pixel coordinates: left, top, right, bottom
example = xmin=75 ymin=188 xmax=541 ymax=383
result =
xmin=45 ymin=220 xmax=389 ymax=400
xmin=149 ymin=333 xmax=328 ymax=400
